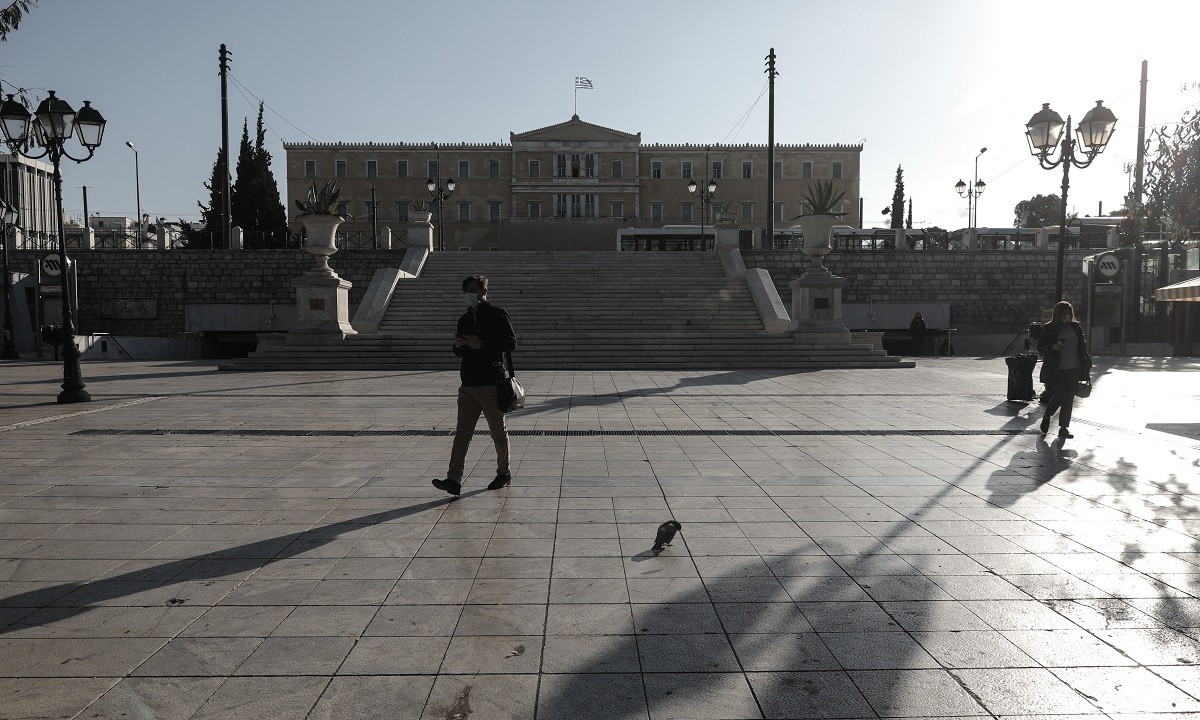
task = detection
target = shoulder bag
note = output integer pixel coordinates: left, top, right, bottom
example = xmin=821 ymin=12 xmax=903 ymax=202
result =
xmin=497 ymin=351 xmax=526 ymax=412
xmin=1075 ymin=375 xmax=1092 ymax=398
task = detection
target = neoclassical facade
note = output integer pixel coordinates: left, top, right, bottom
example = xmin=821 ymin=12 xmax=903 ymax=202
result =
xmin=283 ymin=116 xmax=862 ymax=250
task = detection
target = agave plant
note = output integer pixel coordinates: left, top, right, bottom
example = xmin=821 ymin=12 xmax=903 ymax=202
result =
xmin=295 ymin=180 xmax=343 ymax=216
xmin=796 ymin=180 xmax=848 ymax=217
xmin=409 ymin=199 xmax=432 ymax=212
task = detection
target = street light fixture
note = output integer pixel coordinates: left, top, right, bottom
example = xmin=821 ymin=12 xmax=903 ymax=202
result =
xmin=1 ymin=199 xmax=19 ymax=359
xmin=954 ymin=147 xmax=987 ymax=233
xmin=365 ymin=184 xmax=379 ymax=250
xmin=686 ymin=146 xmax=717 ymax=250
xmin=1024 ymin=100 xmax=1117 ymax=301
xmin=125 ymin=141 xmax=141 ymax=245
xmin=427 ymin=154 xmax=456 ymax=252
xmin=1 ymin=91 xmax=106 ymax=403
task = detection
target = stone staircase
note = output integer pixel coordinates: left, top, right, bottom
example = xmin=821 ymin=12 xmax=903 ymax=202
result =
xmin=226 ymin=251 xmax=912 ymax=370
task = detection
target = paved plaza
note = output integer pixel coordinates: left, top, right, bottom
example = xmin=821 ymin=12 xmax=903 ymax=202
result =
xmin=1 ymin=357 xmax=1199 ymax=719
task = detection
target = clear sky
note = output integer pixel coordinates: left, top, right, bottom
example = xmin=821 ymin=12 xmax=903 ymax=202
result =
xmin=3 ymin=0 xmax=1198 ymax=230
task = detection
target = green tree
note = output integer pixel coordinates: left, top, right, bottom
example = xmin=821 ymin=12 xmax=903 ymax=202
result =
xmin=194 ymin=146 xmax=227 ymax=247
xmin=230 ymin=103 xmax=288 ymax=244
xmin=905 ymin=197 xmax=912 ymax=229
xmin=0 ymin=0 xmax=37 ymax=42
xmin=1143 ymin=105 xmax=1200 ymax=236
xmin=1013 ymin=193 xmax=1064 ymax=228
xmin=889 ymin=165 xmax=904 ymax=229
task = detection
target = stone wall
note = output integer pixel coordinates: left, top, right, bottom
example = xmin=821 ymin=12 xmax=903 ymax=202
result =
xmin=742 ymin=250 xmax=1094 ymax=330
xmin=6 ymin=248 xmax=1095 ymax=338
xmin=6 ymin=250 xmax=406 ymax=337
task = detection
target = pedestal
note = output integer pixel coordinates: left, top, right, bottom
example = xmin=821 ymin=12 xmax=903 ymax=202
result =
xmin=293 ymin=272 xmax=356 ymax=337
xmin=788 ymin=272 xmax=850 ymax=343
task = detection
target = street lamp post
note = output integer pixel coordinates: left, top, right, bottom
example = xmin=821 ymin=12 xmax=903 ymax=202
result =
xmin=1 ymin=91 xmax=107 ymax=403
xmin=427 ymin=147 xmax=456 ymax=252
xmin=1 ymin=199 xmax=19 ymax=359
xmin=686 ymin=175 xmax=717 ymax=250
xmin=955 ymin=147 xmax=987 ymax=232
xmin=368 ymin=184 xmax=378 ymax=250
xmin=125 ymin=141 xmax=141 ymax=244
xmin=1024 ymin=101 xmax=1117 ymax=302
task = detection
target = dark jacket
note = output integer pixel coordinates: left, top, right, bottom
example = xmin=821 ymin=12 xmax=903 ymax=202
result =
xmin=454 ymin=301 xmax=517 ymax=386
xmin=909 ymin=317 xmax=927 ymax=340
xmin=1037 ymin=320 xmax=1091 ymax=381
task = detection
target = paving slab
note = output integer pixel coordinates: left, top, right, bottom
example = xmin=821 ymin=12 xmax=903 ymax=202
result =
xmin=0 ymin=357 xmax=1198 ymax=718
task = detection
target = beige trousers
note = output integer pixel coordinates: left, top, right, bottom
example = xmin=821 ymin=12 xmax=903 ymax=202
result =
xmin=447 ymin=384 xmax=510 ymax=483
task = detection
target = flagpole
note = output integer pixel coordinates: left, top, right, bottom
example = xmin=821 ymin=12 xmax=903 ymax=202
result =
xmin=573 ymin=77 xmax=577 ymax=116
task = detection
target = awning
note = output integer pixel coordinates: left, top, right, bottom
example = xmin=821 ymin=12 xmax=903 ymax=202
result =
xmin=1154 ymin=276 xmax=1200 ymax=302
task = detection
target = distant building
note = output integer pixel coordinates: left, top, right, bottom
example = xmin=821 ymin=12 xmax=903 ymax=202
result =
xmin=1 ymin=152 xmax=57 ymax=247
xmin=283 ymin=115 xmax=862 ymax=250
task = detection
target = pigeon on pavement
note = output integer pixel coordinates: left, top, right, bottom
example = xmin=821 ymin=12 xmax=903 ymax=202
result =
xmin=652 ymin=520 xmax=682 ymax=553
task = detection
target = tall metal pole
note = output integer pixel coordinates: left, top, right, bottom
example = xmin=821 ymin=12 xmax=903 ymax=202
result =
xmin=49 ymin=147 xmax=89 ymax=402
xmin=81 ymin=185 xmax=89 ymax=227
xmin=764 ymin=48 xmax=777 ymax=250
xmin=1130 ymin=60 xmax=1149 ymax=342
xmin=370 ymin=185 xmax=378 ymax=250
xmin=219 ymin=44 xmax=233 ymax=249
xmin=1055 ymin=119 xmax=1073 ymax=303
xmin=1 ymin=207 xmax=18 ymax=360
xmin=125 ymin=142 xmax=140 ymax=243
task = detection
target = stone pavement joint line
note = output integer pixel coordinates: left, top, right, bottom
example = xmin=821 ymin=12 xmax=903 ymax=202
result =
xmin=0 ymin=395 xmax=168 ymax=433
xmin=73 ymin=427 xmax=1044 ymax=438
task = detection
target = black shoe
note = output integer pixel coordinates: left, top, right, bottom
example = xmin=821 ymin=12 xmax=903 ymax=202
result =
xmin=1058 ymin=428 xmax=1073 ymax=439
xmin=1039 ymin=416 xmax=1050 ymax=434
xmin=432 ymin=478 xmax=461 ymax=496
xmin=487 ymin=474 xmax=511 ymax=490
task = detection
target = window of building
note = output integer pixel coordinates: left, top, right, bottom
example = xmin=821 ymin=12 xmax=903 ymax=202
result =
xmin=556 ymin=153 xmax=567 ymax=178
xmin=651 ymin=161 xmax=662 ymax=179
xmin=397 ymin=160 xmax=409 ymax=178
xmin=529 ymin=159 xmax=541 ymax=178
xmin=773 ymin=161 xmax=782 ymax=179
xmin=365 ymin=200 xmax=378 ymax=222
xmin=610 ymin=201 xmax=624 ymax=218
xmin=366 ymin=160 xmax=378 ymax=178
xmin=570 ymin=153 xmax=582 ymax=178
xmin=428 ymin=160 xmax=438 ymax=179
xmin=570 ymin=194 xmax=582 ymax=217
xmin=304 ymin=160 xmax=315 ymax=178
xmin=773 ymin=202 xmax=784 ymax=222
xmin=489 ymin=160 xmax=501 ymax=179
xmin=583 ymin=194 xmax=596 ymax=218
xmin=742 ymin=161 xmax=752 ymax=179
xmin=336 ymin=201 xmax=349 ymax=216
xmin=650 ymin=202 xmax=663 ymax=222
xmin=554 ymin=194 xmax=567 ymax=218
xmin=458 ymin=202 xmax=471 ymax=222
xmin=681 ymin=161 xmax=692 ymax=179
xmin=611 ymin=160 xmax=622 ymax=178
xmin=802 ymin=161 xmax=813 ymax=179
xmin=458 ymin=160 xmax=469 ymax=179
xmin=528 ymin=201 xmax=542 ymax=218
xmin=681 ymin=202 xmax=694 ymax=222
xmin=488 ymin=201 xmax=502 ymax=221
xmin=711 ymin=161 xmax=722 ymax=179
xmin=584 ymin=154 xmax=596 ymax=178
xmin=335 ymin=159 xmax=347 ymax=178
xmin=740 ymin=202 xmax=753 ymax=221
xmin=832 ymin=161 xmax=843 ymax=179
xmin=835 ymin=202 xmax=845 ymax=215
xmin=397 ymin=202 xmax=409 ymax=222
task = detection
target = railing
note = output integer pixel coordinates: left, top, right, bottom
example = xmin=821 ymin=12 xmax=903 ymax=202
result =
xmin=335 ymin=230 xmax=379 ymax=249
xmin=242 ymin=231 xmax=304 ymax=250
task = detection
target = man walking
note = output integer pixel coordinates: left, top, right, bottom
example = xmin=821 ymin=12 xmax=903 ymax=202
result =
xmin=432 ymin=274 xmax=517 ymax=496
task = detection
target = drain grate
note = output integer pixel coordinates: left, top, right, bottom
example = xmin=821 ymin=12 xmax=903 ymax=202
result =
xmin=72 ymin=428 xmax=1039 ymax=438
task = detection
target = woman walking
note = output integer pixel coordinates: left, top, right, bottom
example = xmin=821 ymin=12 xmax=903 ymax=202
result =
xmin=1037 ymin=300 xmax=1092 ymax=439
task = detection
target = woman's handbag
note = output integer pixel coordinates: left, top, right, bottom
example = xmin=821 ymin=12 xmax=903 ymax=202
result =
xmin=1075 ymin=376 xmax=1092 ymax=398
xmin=497 ymin=352 xmax=526 ymax=412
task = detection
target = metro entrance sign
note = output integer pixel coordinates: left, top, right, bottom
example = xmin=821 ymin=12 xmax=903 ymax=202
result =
xmin=40 ymin=252 xmax=63 ymax=279
xmin=1095 ymin=251 xmax=1121 ymax=281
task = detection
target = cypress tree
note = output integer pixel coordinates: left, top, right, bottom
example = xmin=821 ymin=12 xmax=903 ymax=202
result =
xmin=231 ymin=118 xmax=254 ymax=232
xmin=906 ymin=198 xmax=913 ymax=229
xmin=228 ymin=104 xmax=289 ymax=245
xmin=195 ymin=146 xmax=227 ymax=247
xmin=890 ymin=165 xmax=905 ymax=229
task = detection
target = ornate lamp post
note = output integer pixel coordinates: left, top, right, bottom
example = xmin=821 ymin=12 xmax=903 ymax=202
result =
xmin=686 ymin=175 xmax=718 ymax=250
xmin=124 ymin=141 xmax=141 ymax=244
xmin=954 ymin=146 xmax=987 ymax=232
xmin=2 ymin=199 xmax=19 ymax=359
xmin=1 ymin=91 xmax=107 ymax=403
xmin=1025 ymin=101 xmax=1117 ymax=301
xmin=426 ymin=158 xmax=456 ymax=252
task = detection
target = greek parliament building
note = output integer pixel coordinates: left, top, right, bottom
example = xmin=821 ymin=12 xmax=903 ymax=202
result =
xmin=283 ymin=115 xmax=862 ymax=250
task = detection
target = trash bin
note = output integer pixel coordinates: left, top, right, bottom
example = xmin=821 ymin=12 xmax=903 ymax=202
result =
xmin=1005 ymin=352 xmax=1038 ymax=401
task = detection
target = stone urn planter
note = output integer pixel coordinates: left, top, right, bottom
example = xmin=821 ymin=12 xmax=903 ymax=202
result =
xmin=796 ymin=213 xmax=836 ymax=275
xmin=410 ymin=210 xmax=433 ymax=224
xmin=300 ymin=214 xmax=344 ymax=275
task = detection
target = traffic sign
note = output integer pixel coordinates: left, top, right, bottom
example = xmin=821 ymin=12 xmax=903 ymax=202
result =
xmin=1095 ymin=252 xmax=1121 ymax=280
xmin=41 ymin=252 xmax=63 ymax=278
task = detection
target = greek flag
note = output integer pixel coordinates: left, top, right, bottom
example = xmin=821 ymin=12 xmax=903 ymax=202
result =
xmin=575 ymin=76 xmax=593 ymax=90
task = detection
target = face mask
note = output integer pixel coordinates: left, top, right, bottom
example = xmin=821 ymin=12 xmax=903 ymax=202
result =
xmin=465 ymin=292 xmax=480 ymax=308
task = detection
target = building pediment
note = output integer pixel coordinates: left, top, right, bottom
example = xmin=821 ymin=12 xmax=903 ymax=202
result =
xmin=511 ymin=115 xmax=640 ymax=143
